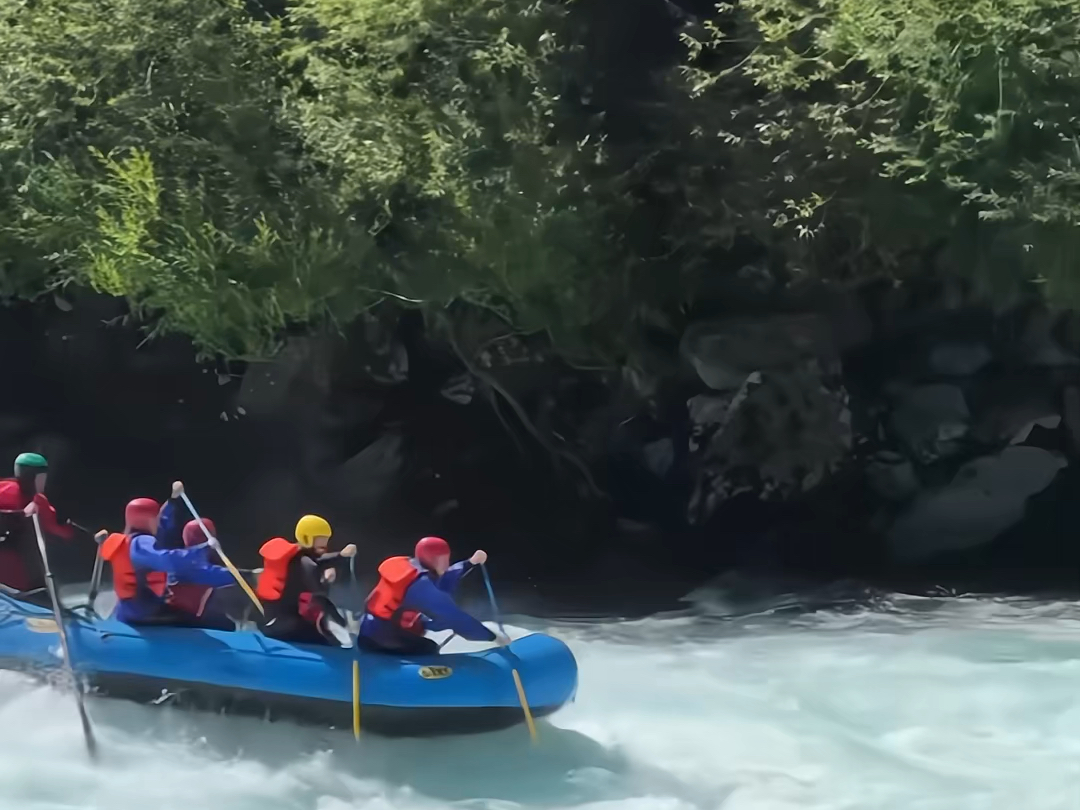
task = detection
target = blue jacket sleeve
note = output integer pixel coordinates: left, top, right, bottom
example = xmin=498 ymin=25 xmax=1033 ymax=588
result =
xmin=435 ymin=560 xmax=475 ymax=594
xmin=129 ymin=535 xmax=232 ymax=585
xmin=155 ymin=499 xmax=183 ymax=550
xmin=404 ymin=577 xmax=495 ymax=642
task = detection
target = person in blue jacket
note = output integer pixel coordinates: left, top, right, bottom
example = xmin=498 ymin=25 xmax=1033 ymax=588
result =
xmin=101 ymin=484 xmax=235 ymax=628
xmin=158 ymin=480 xmax=246 ymax=630
xmin=359 ymin=536 xmax=510 ymax=655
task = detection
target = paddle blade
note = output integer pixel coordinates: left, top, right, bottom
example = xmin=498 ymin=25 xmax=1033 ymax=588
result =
xmin=77 ymin=699 xmax=99 ymax=760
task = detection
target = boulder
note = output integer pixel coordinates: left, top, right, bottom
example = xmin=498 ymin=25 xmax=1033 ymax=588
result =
xmin=1065 ymin=386 xmax=1080 ymax=452
xmin=686 ymin=366 xmax=852 ymax=524
xmin=886 ymin=446 xmax=1067 ymax=562
xmin=1017 ymin=306 xmax=1080 ymax=367
xmin=440 ymin=373 xmax=475 ymax=405
xmin=929 ymin=342 xmax=992 ymax=376
xmin=642 ymin=438 xmax=675 ymax=479
xmin=680 ymin=314 xmax=838 ymax=391
xmin=236 ymin=337 xmax=324 ymax=418
xmin=325 ymin=432 xmax=407 ymax=510
xmin=866 ymin=451 xmax=920 ymax=502
xmin=890 ymin=384 xmax=969 ymax=462
xmin=355 ymin=312 xmax=409 ymax=385
xmin=969 ymin=382 xmax=1059 ymax=446
xmin=1009 ymin=415 xmax=1061 ymax=446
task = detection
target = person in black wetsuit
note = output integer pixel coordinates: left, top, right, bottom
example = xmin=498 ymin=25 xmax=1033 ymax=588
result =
xmin=254 ymin=514 xmax=356 ymax=646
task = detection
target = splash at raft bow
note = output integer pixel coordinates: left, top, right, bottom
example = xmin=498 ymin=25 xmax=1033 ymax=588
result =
xmin=0 ymin=468 xmax=578 ymax=737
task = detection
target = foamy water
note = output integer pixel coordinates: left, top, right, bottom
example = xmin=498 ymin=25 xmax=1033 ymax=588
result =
xmin=2 ymin=592 xmax=1079 ymax=810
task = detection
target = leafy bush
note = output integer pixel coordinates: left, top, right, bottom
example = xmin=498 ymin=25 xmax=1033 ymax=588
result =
xmin=0 ymin=0 xmax=614 ymax=358
xmin=4 ymin=0 xmax=1080 ymax=360
xmin=679 ymin=0 xmax=1080 ymax=300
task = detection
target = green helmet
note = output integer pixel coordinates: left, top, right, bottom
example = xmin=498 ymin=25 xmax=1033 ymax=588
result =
xmin=13 ymin=452 xmax=48 ymax=476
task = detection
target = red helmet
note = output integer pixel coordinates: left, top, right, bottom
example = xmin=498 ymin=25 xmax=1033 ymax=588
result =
xmin=124 ymin=498 xmax=160 ymax=532
xmin=182 ymin=518 xmax=215 ymax=548
xmin=415 ymin=536 xmax=450 ymax=568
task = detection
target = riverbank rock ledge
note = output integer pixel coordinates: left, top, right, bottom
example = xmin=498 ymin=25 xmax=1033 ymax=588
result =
xmin=3 ymin=279 xmax=1080 ymax=593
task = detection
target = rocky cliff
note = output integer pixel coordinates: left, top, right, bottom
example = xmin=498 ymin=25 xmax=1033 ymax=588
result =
xmin=5 ymin=275 xmax=1080 ymax=606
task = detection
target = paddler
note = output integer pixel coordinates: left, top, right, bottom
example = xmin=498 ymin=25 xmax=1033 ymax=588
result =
xmin=358 ymin=536 xmax=510 ymax=655
xmin=160 ymin=481 xmax=246 ymax=630
xmin=255 ymin=515 xmax=356 ymax=647
xmin=101 ymin=486 xmax=235 ymax=627
xmin=0 ymin=452 xmax=76 ymax=592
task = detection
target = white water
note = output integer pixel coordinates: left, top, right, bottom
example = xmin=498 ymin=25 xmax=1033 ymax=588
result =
xmin=2 ymin=592 xmax=1080 ymax=810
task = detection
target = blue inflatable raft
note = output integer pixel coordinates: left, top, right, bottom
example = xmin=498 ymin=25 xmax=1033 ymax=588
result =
xmin=0 ymin=592 xmax=578 ymax=736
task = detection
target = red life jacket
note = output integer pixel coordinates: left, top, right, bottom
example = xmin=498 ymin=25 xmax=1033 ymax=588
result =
xmin=365 ymin=556 xmax=424 ymax=633
xmin=0 ymin=508 xmax=32 ymax=592
xmin=167 ymin=582 xmax=213 ymax=616
xmin=0 ymin=481 xmax=30 ymax=544
xmin=0 ymin=483 xmax=38 ymax=591
xmin=101 ymin=532 xmax=168 ymax=601
xmin=255 ymin=537 xmax=301 ymax=602
xmin=0 ymin=479 xmax=29 ymax=512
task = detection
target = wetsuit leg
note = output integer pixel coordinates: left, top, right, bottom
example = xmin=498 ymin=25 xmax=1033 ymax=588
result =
xmin=309 ymin=594 xmax=348 ymax=626
xmin=0 ymin=535 xmax=43 ymax=592
xmin=205 ymin=586 xmax=251 ymax=623
xmin=262 ymin=612 xmax=330 ymax=645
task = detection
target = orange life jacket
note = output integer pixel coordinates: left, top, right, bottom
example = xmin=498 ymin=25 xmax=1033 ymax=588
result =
xmin=365 ymin=555 xmax=424 ymax=632
xmin=255 ymin=537 xmax=302 ymax=602
xmin=100 ymin=532 xmax=168 ymax=601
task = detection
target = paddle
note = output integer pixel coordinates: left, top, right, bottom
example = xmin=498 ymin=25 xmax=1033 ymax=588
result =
xmin=178 ymin=492 xmax=264 ymax=616
xmin=348 ymin=554 xmax=361 ymax=740
xmin=480 ymin=564 xmax=537 ymax=742
xmin=86 ymin=530 xmax=107 ymax=612
xmin=67 ymin=520 xmax=93 ymax=536
xmin=30 ymin=512 xmax=99 ymax=760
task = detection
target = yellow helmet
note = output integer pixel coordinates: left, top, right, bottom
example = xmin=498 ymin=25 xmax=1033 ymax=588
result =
xmin=295 ymin=514 xmax=332 ymax=547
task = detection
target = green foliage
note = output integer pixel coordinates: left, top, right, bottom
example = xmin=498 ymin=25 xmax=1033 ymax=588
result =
xmin=285 ymin=0 xmax=620 ymax=359
xmin=4 ymin=0 xmax=1080 ymax=361
xmin=0 ymin=0 xmax=616 ymax=359
xmin=678 ymin=0 xmax=1080 ymax=301
xmin=0 ymin=0 xmax=375 ymax=356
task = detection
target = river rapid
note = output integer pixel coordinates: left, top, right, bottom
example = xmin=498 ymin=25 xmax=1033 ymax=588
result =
xmin=0 ymin=590 xmax=1078 ymax=810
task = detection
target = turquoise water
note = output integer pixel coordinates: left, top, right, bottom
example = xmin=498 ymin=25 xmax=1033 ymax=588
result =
xmin=0 ymin=594 xmax=1078 ymax=809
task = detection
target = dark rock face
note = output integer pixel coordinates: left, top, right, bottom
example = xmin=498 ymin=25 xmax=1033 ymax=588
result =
xmin=4 ymin=278 xmax=1080 ymax=605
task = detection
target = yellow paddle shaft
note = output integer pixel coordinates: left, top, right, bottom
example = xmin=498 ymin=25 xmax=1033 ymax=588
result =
xmin=352 ymin=659 xmax=361 ymax=740
xmin=216 ymin=547 xmax=264 ymax=616
xmin=178 ymin=492 xmax=264 ymax=615
xmin=511 ymin=668 xmax=538 ymax=742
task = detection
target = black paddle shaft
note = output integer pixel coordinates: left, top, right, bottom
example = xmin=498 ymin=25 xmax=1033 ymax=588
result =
xmin=30 ymin=514 xmax=99 ymax=760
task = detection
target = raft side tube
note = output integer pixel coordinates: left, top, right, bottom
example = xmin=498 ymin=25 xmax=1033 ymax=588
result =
xmin=0 ymin=593 xmax=578 ymax=735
